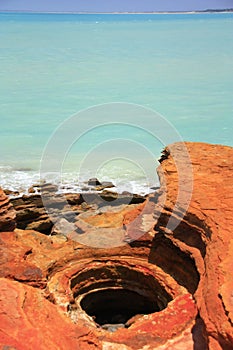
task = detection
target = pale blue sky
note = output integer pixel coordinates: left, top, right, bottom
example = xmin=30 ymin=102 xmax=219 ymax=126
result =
xmin=0 ymin=0 xmax=232 ymax=12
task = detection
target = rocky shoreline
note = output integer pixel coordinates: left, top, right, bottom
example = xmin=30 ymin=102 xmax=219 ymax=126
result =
xmin=10 ymin=184 xmax=147 ymax=242
xmin=0 ymin=142 xmax=233 ymax=349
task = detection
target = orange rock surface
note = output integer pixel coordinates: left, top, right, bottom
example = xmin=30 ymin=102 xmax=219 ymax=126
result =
xmin=0 ymin=188 xmax=16 ymax=232
xmin=0 ymin=278 xmax=100 ymax=350
xmin=156 ymin=142 xmax=233 ymax=349
xmin=0 ymin=142 xmax=232 ymax=349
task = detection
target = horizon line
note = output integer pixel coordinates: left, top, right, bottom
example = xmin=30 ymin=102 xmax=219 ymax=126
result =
xmin=0 ymin=9 xmax=233 ymax=15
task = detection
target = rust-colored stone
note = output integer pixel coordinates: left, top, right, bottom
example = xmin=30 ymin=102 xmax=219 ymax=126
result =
xmin=0 ymin=278 xmax=100 ymax=350
xmin=0 ymin=188 xmax=16 ymax=232
xmin=0 ymin=142 xmax=232 ymax=349
xmin=155 ymin=142 xmax=233 ymax=349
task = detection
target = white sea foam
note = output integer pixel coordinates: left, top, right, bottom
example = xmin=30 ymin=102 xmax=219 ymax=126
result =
xmin=0 ymin=167 xmax=159 ymax=196
xmin=1 ymin=12 xmax=232 ymax=197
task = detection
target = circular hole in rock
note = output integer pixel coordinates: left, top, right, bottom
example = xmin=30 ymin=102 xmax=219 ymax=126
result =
xmin=72 ymin=263 xmax=173 ymax=332
xmin=80 ymin=287 xmax=160 ymax=328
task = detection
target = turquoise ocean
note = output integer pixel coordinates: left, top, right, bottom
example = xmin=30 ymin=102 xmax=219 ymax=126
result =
xmin=0 ymin=12 xmax=233 ymax=194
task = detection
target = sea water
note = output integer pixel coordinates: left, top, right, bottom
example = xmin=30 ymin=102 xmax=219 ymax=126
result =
xmin=0 ymin=12 xmax=233 ymax=194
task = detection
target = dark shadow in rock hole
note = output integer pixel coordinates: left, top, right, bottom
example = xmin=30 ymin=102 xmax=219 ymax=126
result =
xmin=192 ymin=316 xmax=208 ymax=350
xmin=80 ymin=289 xmax=160 ymax=326
xmin=170 ymin=214 xmax=211 ymax=258
xmin=148 ymin=232 xmax=199 ymax=294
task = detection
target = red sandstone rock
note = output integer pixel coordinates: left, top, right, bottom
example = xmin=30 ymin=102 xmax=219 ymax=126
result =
xmin=0 ymin=142 xmax=233 ymax=349
xmin=0 ymin=188 xmax=16 ymax=231
xmin=0 ymin=278 xmax=100 ymax=350
xmin=156 ymin=142 xmax=233 ymax=350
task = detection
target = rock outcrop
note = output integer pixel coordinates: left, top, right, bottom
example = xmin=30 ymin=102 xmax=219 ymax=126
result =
xmin=154 ymin=142 xmax=233 ymax=350
xmin=0 ymin=142 xmax=232 ymax=349
xmin=0 ymin=188 xmax=16 ymax=231
xmin=10 ymin=191 xmax=145 ymax=235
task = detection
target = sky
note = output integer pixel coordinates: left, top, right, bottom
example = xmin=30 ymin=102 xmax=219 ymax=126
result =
xmin=0 ymin=0 xmax=233 ymax=12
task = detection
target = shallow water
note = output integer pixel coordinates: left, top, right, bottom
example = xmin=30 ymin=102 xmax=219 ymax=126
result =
xmin=0 ymin=12 xmax=233 ymax=193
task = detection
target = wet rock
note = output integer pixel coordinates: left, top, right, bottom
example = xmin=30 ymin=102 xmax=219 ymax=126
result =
xmin=150 ymin=186 xmax=160 ymax=191
xmin=3 ymin=189 xmax=20 ymax=196
xmin=87 ymin=178 xmax=101 ymax=186
xmin=95 ymin=181 xmax=115 ymax=191
xmin=28 ymin=186 xmax=36 ymax=194
xmin=81 ymin=186 xmax=90 ymax=191
xmin=41 ymin=183 xmax=59 ymax=192
xmin=98 ymin=190 xmax=145 ymax=205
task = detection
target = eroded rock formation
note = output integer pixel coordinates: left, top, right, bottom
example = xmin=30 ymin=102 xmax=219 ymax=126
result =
xmin=0 ymin=187 xmax=16 ymax=232
xmin=155 ymin=142 xmax=233 ymax=350
xmin=0 ymin=142 xmax=232 ymax=349
xmin=11 ymin=191 xmax=145 ymax=235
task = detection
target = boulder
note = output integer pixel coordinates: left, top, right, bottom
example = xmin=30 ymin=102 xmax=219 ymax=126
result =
xmin=40 ymin=183 xmax=59 ymax=193
xmin=87 ymin=178 xmax=101 ymax=186
xmin=95 ymin=181 xmax=115 ymax=191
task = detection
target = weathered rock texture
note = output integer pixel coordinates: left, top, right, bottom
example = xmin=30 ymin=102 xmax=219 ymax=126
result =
xmin=11 ymin=191 xmax=145 ymax=235
xmin=0 ymin=188 xmax=16 ymax=232
xmin=0 ymin=142 xmax=232 ymax=349
xmin=154 ymin=142 xmax=233 ymax=350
